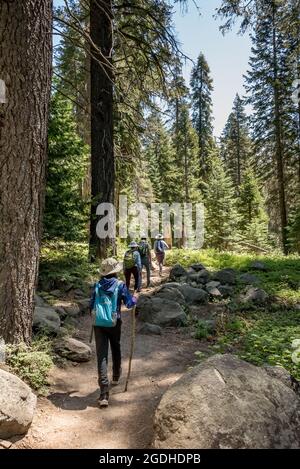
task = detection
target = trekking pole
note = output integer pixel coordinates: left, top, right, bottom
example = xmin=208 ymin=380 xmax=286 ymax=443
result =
xmin=124 ymin=304 xmax=136 ymax=392
xmin=89 ymin=309 xmax=94 ymax=344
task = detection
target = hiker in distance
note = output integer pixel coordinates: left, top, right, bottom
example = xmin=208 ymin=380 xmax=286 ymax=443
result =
xmin=139 ymin=234 xmax=152 ymax=288
xmin=123 ymin=241 xmax=142 ymax=293
xmin=89 ymin=258 xmax=136 ymax=408
xmin=154 ymin=233 xmax=169 ymax=276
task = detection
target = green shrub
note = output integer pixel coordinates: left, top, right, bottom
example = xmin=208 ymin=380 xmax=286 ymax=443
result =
xmin=6 ymin=337 xmax=53 ymax=391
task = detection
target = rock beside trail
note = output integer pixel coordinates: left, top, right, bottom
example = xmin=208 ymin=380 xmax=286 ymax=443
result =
xmin=250 ymin=261 xmax=268 ymax=271
xmin=213 ymin=268 xmax=236 ymax=285
xmin=137 ymin=296 xmax=187 ymax=327
xmin=177 ymin=284 xmax=208 ymax=305
xmin=188 ymin=269 xmax=210 ymax=284
xmin=77 ymin=298 xmax=90 ymax=313
xmin=155 ymin=285 xmax=186 ymax=306
xmin=33 ymin=306 xmax=61 ymax=334
xmin=169 ymin=264 xmax=187 ymax=280
xmin=139 ymin=323 xmax=162 ymax=335
xmin=190 ymin=263 xmax=206 ymax=272
xmin=54 ymin=338 xmax=92 ymax=362
xmin=240 ymin=286 xmax=269 ymax=305
xmin=206 ymin=286 xmax=222 ymax=298
xmin=218 ymin=285 xmax=234 ymax=298
xmin=154 ymin=354 xmax=300 ymax=449
xmin=239 ymin=273 xmax=260 ymax=285
xmin=0 ymin=369 xmax=37 ymax=439
xmin=34 ymin=294 xmax=46 ymax=307
xmin=53 ymin=301 xmax=81 ymax=318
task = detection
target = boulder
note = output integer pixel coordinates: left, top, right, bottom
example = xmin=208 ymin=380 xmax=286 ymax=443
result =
xmin=177 ymin=284 xmax=208 ymax=305
xmin=206 ymin=286 xmax=222 ymax=298
xmin=188 ymin=269 xmax=210 ymax=284
xmin=190 ymin=263 xmax=206 ymax=272
xmin=54 ymin=338 xmax=92 ymax=362
xmin=218 ymin=285 xmax=234 ymax=298
xmin=239 ymin=273 xmax=260 ymax=285
xmin=154 ymin=354 xmax=300 ymax=449
xmin=240 ymin=286 xmax=269 ymax=305
xmin=50 ymin=289 xmax=63 ymax=298
xmin=77 ymin=298 xmax=90 ymax=313
xmin=137 ymin=296 xmax=186 ymax=327
xmin=0 ymin=369 xmax=37 ymax=439
xmin=155 ymin=285 xmax=186 ymax=306
xmin=34 ymin=294 xmax=46 ymax=307
xmin=213 ymin=268 xmax=236 ymax=285
xmin=206 ymin=281 xmax=221 ymax=289
xmin=250 ymin=261 xmax=268 ymax=272
xmin=139 ymin=323 xmax=162 ymax=335
xmin=33 ymin=306 xmax=61 ymax=334
xmin=73 ymin=288 xmax=85 ymax=298
xmin=53 ymin=301 xmax=81 ymax=317
xmin=169 ymin=264 xmax=187 ymax=280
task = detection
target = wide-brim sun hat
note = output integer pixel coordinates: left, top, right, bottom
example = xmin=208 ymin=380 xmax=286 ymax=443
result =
xmin=155 ymin=233 xmax=164 ymax=239
xmin=128 ymin=241 xmax=139 ymax=248
xmin=99 ymin=258 xmax=123 ymax=276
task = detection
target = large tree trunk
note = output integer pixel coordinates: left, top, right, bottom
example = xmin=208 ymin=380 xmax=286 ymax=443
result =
xmin=89 ymin=0 xmax=114 ymax=260
xmin=0 ymin=1 xmax=52 ymax=344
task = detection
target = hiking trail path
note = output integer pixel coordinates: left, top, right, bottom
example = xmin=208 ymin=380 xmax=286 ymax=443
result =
xmin=15 ymin=268 xmax=201 ymax=449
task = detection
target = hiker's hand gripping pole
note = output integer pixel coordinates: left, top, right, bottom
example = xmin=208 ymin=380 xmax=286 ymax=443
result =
xmin=124 ymin=304 xmax=136 ymax=392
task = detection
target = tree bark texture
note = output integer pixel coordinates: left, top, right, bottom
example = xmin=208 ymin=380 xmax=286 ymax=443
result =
xmin=0 ymin=0 xmax=52 ymax=343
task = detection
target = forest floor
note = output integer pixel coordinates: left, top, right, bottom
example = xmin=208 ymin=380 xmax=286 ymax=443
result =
xmin=13 ymin=268 xmax=202 ymax=449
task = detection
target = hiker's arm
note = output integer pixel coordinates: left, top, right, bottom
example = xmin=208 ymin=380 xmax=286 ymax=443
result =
xmin=135 ymin=251 xmax=142 ymax=270
xmin=120 ymin=284 xmax=137 ymax=309
xmin=89 ymin=284 xmax=96 ymax=314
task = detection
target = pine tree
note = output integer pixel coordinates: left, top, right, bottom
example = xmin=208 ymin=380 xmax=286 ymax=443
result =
xmin=44 ymin=93 xmax=89 ymax=241
xmin=203 ymin=152 xmax=240 ymax=249
xmin=244 ymin=0 xmax=296 ymax=253
xmin=143 ymin=112 xmax=179 ymax=204
xmin=220 ymin=94 xmax=252 ymax=189
xmin=237 ymin=166 xmax=269 ymax=246
xmin=172 ymin=101 xmax=201 ymax=204
xmin=190 ymin=53 xmax=214 ymax=177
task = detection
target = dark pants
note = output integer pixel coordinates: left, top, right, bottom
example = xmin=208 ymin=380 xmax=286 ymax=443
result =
xmin=94 ymin=320 xmax=122 ymax=397
xmin=125 ymin=266 xmax=140 ymax=290
xmin=141 ymin=257 xmax=151 ymax=286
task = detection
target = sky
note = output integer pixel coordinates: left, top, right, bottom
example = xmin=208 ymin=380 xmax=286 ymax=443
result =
xmin=173 ymin=0 xmax=252 ymax=136
xmin=53 ymin=0 xmax=252 ymax=137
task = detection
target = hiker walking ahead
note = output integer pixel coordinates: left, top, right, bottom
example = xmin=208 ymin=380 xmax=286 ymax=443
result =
xmin=154 ymin=233 xmax=169 ymax=276
xmin=89 ymin=258 xmax=136 ymax=408
xmin=139 ymin=234 xmax=152 ymax=288
xmin=123 ymin=241 xmax=142 ymax=292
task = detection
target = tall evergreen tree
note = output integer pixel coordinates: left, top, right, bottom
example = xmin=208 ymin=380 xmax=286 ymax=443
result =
xmin=237 ymin=166 xmax=269 ymax=246
xmin=204 ymin=152 xmax=240 ymax=249
xmin=220 ymin=94 xmax=252 ymax=189
xmin=190 ymin=53 xmax=214 ymax=177
xmin=44 ymin=93 xmax=89 ymax=241
xmin=244 ymin=0 xmax=296 ymax=253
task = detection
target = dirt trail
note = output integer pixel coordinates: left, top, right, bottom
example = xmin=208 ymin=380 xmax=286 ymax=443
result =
xmin=14 ymin=270 xmax=201 ymax=449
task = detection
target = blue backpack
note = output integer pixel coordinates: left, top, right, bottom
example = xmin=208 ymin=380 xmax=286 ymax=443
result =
xmin=93 ymin=281 xmax=121 ymax=327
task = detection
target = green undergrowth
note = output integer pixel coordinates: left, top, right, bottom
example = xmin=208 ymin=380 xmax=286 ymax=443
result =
xmin=166 ymin=249 xmax=300 ymax=380
xmin=6 ymin=337 xmax=54 ymax=393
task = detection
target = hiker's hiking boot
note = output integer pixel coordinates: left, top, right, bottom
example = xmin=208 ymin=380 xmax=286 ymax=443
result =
xmin=111 ymin=368 xmax=122 ymax=386
xmin=98 ymin=393 xmax=109 ymax=408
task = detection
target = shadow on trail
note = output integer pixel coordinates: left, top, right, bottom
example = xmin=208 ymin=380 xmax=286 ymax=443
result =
xmin=48 ymin=389 xmax=99 ymax=410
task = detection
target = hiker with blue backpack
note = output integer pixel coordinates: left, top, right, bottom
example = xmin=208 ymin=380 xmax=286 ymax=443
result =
xmin=89 ymin=258 xmax=136 ymax=408
xmin=138 ymin=235 xmax=152 ymax=288
xmin=123 ymin=241 xmax=142 ymax=292
xmin=154 ymin=233 xmax=169 ymax=276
